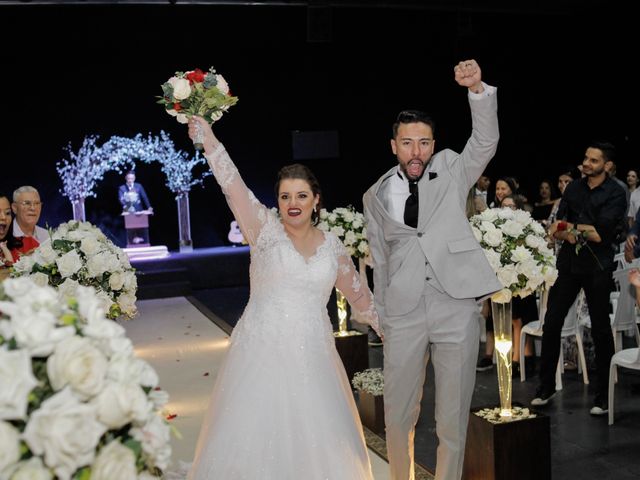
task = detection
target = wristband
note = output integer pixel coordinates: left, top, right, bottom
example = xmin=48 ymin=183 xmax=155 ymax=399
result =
xmin=557 ymin=221 xmax=568 ymax=232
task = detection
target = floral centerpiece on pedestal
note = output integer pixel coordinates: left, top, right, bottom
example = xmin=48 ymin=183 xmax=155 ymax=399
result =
xmin=317 ymin=206 xmax=370 ymax=334
xmin=469 ymin=207 xmax=558 ymax=419
xmin=352 ymin=368 xmax=384 ymax=434
xmin=0 ymin=277 xmax=171 ymax=479
xmin=11 ymin=221 xmax=138 ymax=320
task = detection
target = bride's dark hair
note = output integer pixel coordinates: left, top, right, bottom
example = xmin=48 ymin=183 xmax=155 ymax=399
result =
xmin=275 ymin=164 xmax=324 ymax=225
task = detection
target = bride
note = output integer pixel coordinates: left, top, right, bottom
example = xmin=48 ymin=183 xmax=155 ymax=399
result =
xmin=185 ymin=116 xmax=382 ymax=479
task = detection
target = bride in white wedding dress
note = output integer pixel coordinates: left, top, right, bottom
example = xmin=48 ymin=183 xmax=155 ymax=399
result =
xmin=184 ymin=117 xmax=382 ymax=480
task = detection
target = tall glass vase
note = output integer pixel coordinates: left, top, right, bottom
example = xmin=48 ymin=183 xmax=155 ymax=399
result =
xmin=176 ymin=192 xmax=193 ymax=252
xmin=491 ymin=299 xmax=513 ymax=417
xmin=335 ymin=288 xmax=349 ymax=336
xmin=71 ymin=198 xmax=86 ymax=222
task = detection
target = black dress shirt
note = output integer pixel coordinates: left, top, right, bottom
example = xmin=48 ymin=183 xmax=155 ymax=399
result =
xmin=556 ymin=176 xmax=626 ymax=274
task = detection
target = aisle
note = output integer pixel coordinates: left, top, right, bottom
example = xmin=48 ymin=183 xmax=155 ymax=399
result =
xmin=123 ymin=297 xmax=391 ymax=479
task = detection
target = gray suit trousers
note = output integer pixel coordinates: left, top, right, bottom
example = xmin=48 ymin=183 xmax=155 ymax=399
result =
xmin=382 ymin=284 xmax=480 ymax=480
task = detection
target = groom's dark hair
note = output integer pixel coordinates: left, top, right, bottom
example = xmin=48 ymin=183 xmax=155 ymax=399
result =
xmin=392 ymin=110 xmax=436 ymax=138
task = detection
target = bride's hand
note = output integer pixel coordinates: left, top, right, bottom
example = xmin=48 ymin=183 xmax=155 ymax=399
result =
xmin=188 ymin=116 xmax=219 ymax=154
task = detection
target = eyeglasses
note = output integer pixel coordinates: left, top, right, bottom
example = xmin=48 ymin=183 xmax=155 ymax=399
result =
xmin=16 ymin=201 xmax=42 ymax=208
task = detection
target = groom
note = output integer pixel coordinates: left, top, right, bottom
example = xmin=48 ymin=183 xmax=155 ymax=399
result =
xmin=363 ymin=59 xmax=501 ymax=480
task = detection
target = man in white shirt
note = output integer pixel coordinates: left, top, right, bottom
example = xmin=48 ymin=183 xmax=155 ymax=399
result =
xmin=12 ymin=186 xmax=48 ymax=244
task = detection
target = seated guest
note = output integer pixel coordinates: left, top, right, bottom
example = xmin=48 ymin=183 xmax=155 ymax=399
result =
xmin=0 ymin=194 xmax=21 ymax=280
xmin=11 ymin=186 xmax=47 ymax=260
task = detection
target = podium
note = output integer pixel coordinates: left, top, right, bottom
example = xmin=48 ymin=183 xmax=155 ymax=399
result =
xmin=122 ymin=210 xmax=152 ymax=248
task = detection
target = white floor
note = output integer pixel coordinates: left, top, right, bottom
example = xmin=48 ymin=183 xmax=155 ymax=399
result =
xmin=123 ymin=297 xmax=390 ymax=479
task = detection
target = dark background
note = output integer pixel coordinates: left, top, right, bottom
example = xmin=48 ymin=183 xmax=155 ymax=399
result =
xmin=1 ymin=1 xmax=634 ymax=250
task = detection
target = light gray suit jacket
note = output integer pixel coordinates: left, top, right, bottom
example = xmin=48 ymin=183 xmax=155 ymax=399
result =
xmin=363 ymin=91 xmax=502 ymax=318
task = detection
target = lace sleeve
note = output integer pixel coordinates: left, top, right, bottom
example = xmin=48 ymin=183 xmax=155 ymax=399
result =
xmin=204 ymin=144 xmax=269 ymax=246
xmin=333 ymin=239 xmax=382 ymax=337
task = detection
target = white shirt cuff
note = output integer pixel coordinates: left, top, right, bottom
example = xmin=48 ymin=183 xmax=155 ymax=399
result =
xmin=468 ymin=82 xmax=496 ymax=99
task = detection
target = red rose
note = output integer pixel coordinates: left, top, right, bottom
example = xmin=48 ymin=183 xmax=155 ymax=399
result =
xmin=173 ymin=102 xmax=182 ymax=111
xmin=186 ymin=68 xmax=205 ymax=84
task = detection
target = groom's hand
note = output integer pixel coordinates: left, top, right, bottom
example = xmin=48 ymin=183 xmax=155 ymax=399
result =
xmin=454 ymin=59 xmax=483 ymax=94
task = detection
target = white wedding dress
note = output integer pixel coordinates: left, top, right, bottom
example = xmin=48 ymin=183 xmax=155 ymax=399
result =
xmin=186 ymin=144 xmax=378 ymax=480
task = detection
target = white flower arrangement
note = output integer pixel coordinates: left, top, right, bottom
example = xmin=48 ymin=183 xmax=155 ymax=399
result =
xmin=469 ymin=207 xmax=558 ymax=302
xmin=318 ymin=205 xmax=370 ymax=259
xmin=474 ymin=406 xmax=537 ymax=424
xmin=351 ymin=368 xmax=384 ymax=396
xmin=11 ymin=221 xmax=138 ymax=320
xmin=0 ymin=277 xmax=172 ymax=480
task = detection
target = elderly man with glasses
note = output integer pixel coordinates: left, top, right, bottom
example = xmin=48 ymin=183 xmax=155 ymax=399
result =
xmin=12 ymin=186 xmax=48 ymax=246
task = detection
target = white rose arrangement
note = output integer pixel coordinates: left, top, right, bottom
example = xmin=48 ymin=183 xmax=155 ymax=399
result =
xmin=0 ymin=277 xmax=172 ymax=480
xmin=11 ymin=221 xmax=138 ymax=320
xmin=469 ymin=207 xmax=558 ymax=302
xmin=317 ymin=206 xmax=370 ymax=259
xmin=351 ymin=368 xmax=384 ymax=396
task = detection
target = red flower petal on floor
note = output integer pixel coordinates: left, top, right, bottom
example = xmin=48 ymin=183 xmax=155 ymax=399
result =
xmin=166 ymin=413 xmax=177 ymax=420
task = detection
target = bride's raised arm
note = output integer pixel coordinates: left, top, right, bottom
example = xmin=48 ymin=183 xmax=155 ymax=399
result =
xmin=189 ymin=116 xmax=269 ymax=246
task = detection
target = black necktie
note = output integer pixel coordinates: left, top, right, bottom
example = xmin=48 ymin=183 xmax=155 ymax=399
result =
xmin=404 ymin=181 xmax=419 ymax=228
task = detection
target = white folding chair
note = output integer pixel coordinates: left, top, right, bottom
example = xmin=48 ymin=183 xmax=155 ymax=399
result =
xmin=520 ymin=289 xmax=589 ymax=389
xmin=608 ymin=323 xmax=640 ymax=425
xmin=612 ymin=267 xmax=640 ymax=353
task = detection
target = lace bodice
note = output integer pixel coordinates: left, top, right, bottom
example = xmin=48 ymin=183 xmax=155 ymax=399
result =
xmin=204 ymin=145 xmax=380 ymax=346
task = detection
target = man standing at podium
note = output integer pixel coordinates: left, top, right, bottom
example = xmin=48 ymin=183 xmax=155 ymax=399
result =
xmin=119 ymin=171 xmax=153 ymax=245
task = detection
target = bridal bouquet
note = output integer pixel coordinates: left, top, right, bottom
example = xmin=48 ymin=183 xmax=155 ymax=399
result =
xmin=318 ymin=206 xmax=369 ymax=259
xmin=469 ymin=207 xmax=558 ymax=301
xmin=0 ymin=277 xmax=172 ymax=480
xmin=11 ymin=221 xmax=138 ymax=320
xmin=157 ymin=66 xmax=238 ymax=126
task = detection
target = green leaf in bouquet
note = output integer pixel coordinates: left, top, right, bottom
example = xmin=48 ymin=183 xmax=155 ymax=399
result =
xmin=124 ymin=438 xmax=143 ymax=457
xmin=52 ymin=238 xmax=75 ymax=253
xmin=161 ymin=82 xmax=174 ymax=99
xmin=73 ymin=467 xmax=92 ymax=480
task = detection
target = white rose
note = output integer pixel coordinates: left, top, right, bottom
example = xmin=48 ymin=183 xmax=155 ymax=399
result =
xmin=31 ymin=272 xmax=50 ymax=287
xmin=525 ymin=234 xmax=544 ymax=250
xmin=352 ymin=217 xmax=363 ymax=229
xmin=483 ymin=229 xmax=503 ymax=248
xmin=176 ymin=113 xmax=189 ymax=124
xmin=530 ymin=220 xmax=546 ymax=235
xmin=91 ymin=441 xmax=137 ymax=480
xmin=168 ymin=77 xmax=191 ymax=100
xmin=23 ymin=388 xmax=106 ymax=480
xmin=0 ymin=349 xmax=39 ymax=420
xmin=166 ymin=109 xmax=178 ymax=117
xmin=512 ymin=209 xmax=532 ymax=225
xmin=497 ymin=207 xmax=515 ymax=220
xmin=7 ymin=457 xmax=52 ymax=480
xmin=491 ymin=288 xmax=513 ymax=304
xmin=117 ymin=292 xmax=137 ymax=317
xmin=344 ymin=230 xmax=357 ymax=246
xmin=80 ymin=236 xmax=101 ymax=256
xmin=34 ymin=240 xmax=58 ymax=264
xmin=328 ymin=213 xmax=337 ymax=223
xmin=94 ymin=382 xmax=152 ymax=429
xmin=501 ymin=220 xmax=525 ymax=238
xmin=480 ymin=220 xmax=497 ymax=232
xmin=123 ymin=271 xmax=138 ymax=291
xmin=65 ymin=230 xmax=88 ymax=242
xmin=47 ymin=336 xmax=108 ymax=399
xmin=357 ymin=242 xmax=369 ymax=255
xmin=511 ymin=245 xmax=533 ymax=263
xmin=107 ymin=354 xmax=157 ymax=387
xmin=0 ymin=420 xmax=21 ymax=472
xmin=56 ymin=249 xmax=83 ymax=278
xmin=108 ymin=272 xmax=124 ymax=291
xmin=57 ymin=278 xmax=81 ymax=299
xmin=496 ymin=264 xmax=518 ymax=289
xmin=5 ymin=306 xmax=75 ymax=357
xmin=0 ymin=319 xmax=13 ymax=341
xmin=215 ymin=74 xmax=229 ymax=94
xmin=478 ymin=208 xmax=498 ymax=222
xmin=2 ymin=277 xmax=35 ymax=298
xmin=330 ymin=226 xmax=345 ymax=238
xmin=138 ymin=472 xmax=161 ymax=480
xmin=130 ymin=414 xmax=172 ymax=471
xmin=11 ymin=254 xmax=35 ymax=274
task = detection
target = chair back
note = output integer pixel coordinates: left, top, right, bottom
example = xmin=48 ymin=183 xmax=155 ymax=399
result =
xmin=560 ymin=296 xmax=580 ymax=337
xmin=612 ymin=267 xmax=639 ymax=333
